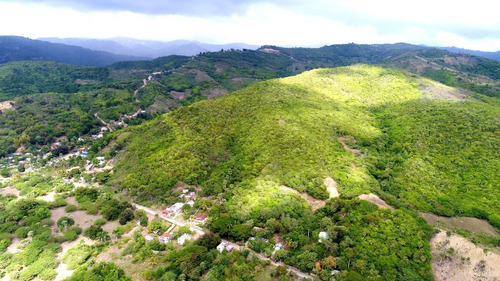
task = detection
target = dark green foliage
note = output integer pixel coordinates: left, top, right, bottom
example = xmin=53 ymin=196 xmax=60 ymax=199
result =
xmin=0 ymin=36 xmax=139 ymax=66
xmin=57 ymin=216 xmax=74 ymax=228
xmin=370 ymin=99 xmax=500 ymax=228
xmin=84 ymin=225 xmax=108 ymax=240
xmin=197 ymin=232 xmax=221 ymax=250
xmin=118 ymin=208 xmax=134 ymax=225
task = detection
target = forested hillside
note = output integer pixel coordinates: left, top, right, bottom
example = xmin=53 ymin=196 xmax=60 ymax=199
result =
xmin=0 ymin=36 xmax=142 ymax=66
xmin=103 ymin=65 xmax=498 ymax=279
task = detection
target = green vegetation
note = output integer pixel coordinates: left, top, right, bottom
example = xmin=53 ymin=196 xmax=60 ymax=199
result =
xmin=0 ymin=61 xmax=110 ymax=100
xmin=370 ymin=99 xmax=500 ymax=227
xmin=68 ymin=262 xmax=131 ymax=281
xmin=106 ymin=64 xmax=500 ymax=279
xmin=0 ymin=196 xmax=61 ymax=281
xmin=114 ymin=64 xmax=500 ymax=228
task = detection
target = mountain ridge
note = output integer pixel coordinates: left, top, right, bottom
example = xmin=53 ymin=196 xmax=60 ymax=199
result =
xmin=38 ymin=37 xmax=260 ymax=58
xmin=0 ymin=36 xmax=145 ymax=66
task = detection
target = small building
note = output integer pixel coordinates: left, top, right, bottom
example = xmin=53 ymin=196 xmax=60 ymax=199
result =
xmin=100 ymin=127 xmax=108 ymax=132
xmin=145 ymin=235 xmax=154 ymax=242
xmin=318 ymin=231 xmax=328 ymax=243
xmin=186 ymin=200 xmax=195 ymax=207
xmin=158 ymin=233 xmax=171 ymax=243
xmin=216 ymin=242 xmax=234 ymax=253
xmin=185 ymin=192 xmax=196 ymax=200
xmin=78 ymin=137 xmax=85 ymax=142
xmin=177 ymin=233 xmax=192 ymax=245
xmin=182 ymin=189 xmax=189 ymax=194
xmin=193 ymin=214 xmax=208 ymax=224
xmin=169 ymin=202 xmax=185 ymax=213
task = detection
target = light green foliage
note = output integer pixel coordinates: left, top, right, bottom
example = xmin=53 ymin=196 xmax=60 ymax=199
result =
xmin=67 ymin=262 xmax=131 ymax=281
xmin=147 ymin=219 xmax=171 ymax=235
xmin=10 ymin=173 xmax=60 ymax=198
xmin=115 ymin=65 xmax=414 ymax=204
xmin=62 ymin=245 xmax=93 ymax=269
xmin=115 ymin=64 xmax=500 ymax=230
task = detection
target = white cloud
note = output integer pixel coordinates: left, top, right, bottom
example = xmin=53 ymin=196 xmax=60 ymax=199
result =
xmin=0 ymin=1 xmax=499 ymax=51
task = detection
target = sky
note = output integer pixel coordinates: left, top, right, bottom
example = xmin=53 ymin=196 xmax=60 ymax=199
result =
xmin=0 ymin=0 xmax=499 ymax=51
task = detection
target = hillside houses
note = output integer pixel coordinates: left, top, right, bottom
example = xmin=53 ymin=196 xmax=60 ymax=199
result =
xmin=177 ymin=233 xmax=192 ymax=245
xmin=158 ymin=233 xmax=171 ymax=243
xmin=216 ymin=242 xmax=234 ymax=253
xmin=162 ymin=202 xmax=184 ymax=214
xmin=193 ymin=214 xmax=208 ymax=224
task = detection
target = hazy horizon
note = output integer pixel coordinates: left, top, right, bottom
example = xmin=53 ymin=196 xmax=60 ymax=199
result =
xmin=0 ymin=0 xmax=499 ymax=52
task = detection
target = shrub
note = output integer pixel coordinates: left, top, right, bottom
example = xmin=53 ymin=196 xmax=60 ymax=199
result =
xmin=69 ymin=226 xmax=82 ymax=235
xmin=65 ymin=204 xmax=77 ymax=213
xmin=94 ymin=218 xmax=106 ymax=227
xmin=139 ymin=216 xmax=148 ymax=227
xmin=15 ymin=227 xmax=30 ymax=239
xmin=63 ymin=231 xmax=79 ymax=242
xmin=57 ymin=216 xmax=75 ymax=228
xmin=119 ymin=208 xmax=134 ymax=225
xmin=38 ymin=268 xmax=57 ymax=280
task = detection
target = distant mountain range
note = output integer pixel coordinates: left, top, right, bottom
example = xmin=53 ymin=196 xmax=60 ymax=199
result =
xmin=0 ymin=36 xmax=145 ymax=66
xmin=439 ymin=46 xmax=500 ymax=61
xmin=39 ymin=37 xmax=259 ymax=58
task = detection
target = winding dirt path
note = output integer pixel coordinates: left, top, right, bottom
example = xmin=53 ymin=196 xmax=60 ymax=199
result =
xmin=94 ymin=113 xmax=113 ymax=132
xmin=134 ymin=79 xmax=147 ymax=103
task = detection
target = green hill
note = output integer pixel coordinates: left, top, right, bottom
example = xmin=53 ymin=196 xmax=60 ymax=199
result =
xmin=112 ymin=64 xmax=499 ymax=228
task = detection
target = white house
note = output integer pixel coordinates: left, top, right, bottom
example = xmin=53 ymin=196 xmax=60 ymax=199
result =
xmin=158 ymin=233 xmax=171 ymax=244
xmin=187 ymin=200 xmax=195 ymax=207
xmin=169 ymin=202 xmax=185 ymax=213
xmin=177 ymin=233 xmax=192 ymax=245
xmin=216 ymin=242 xmax=234 ymax=253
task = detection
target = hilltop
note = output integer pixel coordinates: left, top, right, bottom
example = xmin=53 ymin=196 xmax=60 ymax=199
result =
xmin=112 ymin=64 xmax=500 ymax=228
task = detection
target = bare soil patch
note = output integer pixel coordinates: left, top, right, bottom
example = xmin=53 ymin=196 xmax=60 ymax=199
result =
xmin=418 ymin=83 xmax=474 ymax=101
xmin=50 ymin=207 xmax=100 ymax=235
xmin=38 ymin=191 xmax=56 ymax=202
xmin=75 ymin=79 xmax=98 ymax=85
xmin=0 ymin=100 xmax=14 ymax=112
xmin=358 ymin=193 xmax=395 ymax=210
xmin=279 ymin=185 xmax=325 ymax=211
xmin=102 ymin=220 xmax=120 ymax=233
xmin=6 ymin=237 xmax=20 ymax=254
xmin=324 ymin=177 xmax=339 ymax=198
xmin=338 ymin=137 xmax=361 ymax=155
xmin=171 ymin=91 xmax=185 ymax=100
xmin=0 ymin=186 xmax=20 ymax=197
xmin=431 ymin=231 xmax=500 ymax=281
xmin=202 ymin=87 xmax=227 ymax=99
xmin=96 ymin=241 xmax=155 ymax=281
xmin=420 ymin=212 xmax=499 ymax=237
xmin=55 ymin=237 xmax=94 ymax=281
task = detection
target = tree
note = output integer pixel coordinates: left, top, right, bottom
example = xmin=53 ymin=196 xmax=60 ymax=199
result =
xmin=57 ymin=216 xmax=75 ymax=228
xmin=119 ymin=208 xmax=134 ymax=225
xmin=197 ymin=232 xmax=221 ymax=249
xmin=322 ymin=256 xmax=337 ymax=269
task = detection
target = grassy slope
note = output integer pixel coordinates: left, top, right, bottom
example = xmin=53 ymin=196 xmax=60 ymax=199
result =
xmin=112 ymin=64 xmax=499 ymax=229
